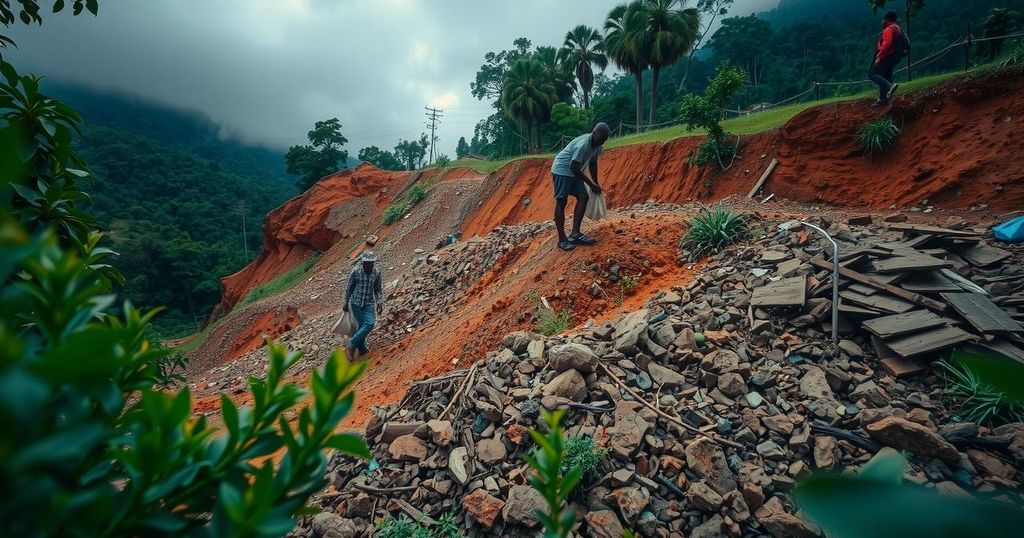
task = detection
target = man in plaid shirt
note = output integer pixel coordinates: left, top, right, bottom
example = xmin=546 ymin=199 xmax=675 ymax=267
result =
xmin=344 ymin=250 xmax=383 ymax=359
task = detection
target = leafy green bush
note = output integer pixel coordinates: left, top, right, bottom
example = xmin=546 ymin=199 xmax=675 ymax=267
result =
xmin=794 ymin=450 xmax=1024 ymax=538
xmin=681 ymin=206 xmax=749 ymax=258
xmin=383 ymin=201 xmax=412 ymax=225
xmin=679 ymin=62 xmax=747 ymax=170
xmin=939 ymin=359 xmax=1024 ymax=426
xmin=376 ymin=512 xmax=461 ymax=538
xmin=406 ymin=182 xmax=430 ymax=204
xmin=537 ymin=308 xmax=572 ymax=336
xmin=562 ymin=435 xmax=608 ymax=479
xmin=526 ymin=410 xmax=582 ymax=538
xmin=620 ymin=273 xmax=641 ymax=292
xmin=857 ymin=117 xmax=901 ymax=155
xmin=999 ymin=40 xmax=1024 ymax=68
xmin=433 ymin=154 xmax=452 ymax=168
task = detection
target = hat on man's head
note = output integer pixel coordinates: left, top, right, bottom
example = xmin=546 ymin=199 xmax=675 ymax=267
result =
xmin=360 ymin=250 xmax=379 ymax=262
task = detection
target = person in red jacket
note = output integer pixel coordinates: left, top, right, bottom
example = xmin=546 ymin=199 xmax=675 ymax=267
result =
xmin=868 ymin=11 xmax=904 ymax=107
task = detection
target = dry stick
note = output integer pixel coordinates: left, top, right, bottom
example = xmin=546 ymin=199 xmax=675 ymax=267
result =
xmin=439 ymin=361 xmax=481 ymax=420
xmin=598 ymin=363 xmax=743 ymax=450
xmin=353 ymin=483 xmax=419 ymax=494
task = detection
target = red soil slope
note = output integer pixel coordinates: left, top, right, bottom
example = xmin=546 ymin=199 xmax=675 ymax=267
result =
xmin=218 ymin=164 xmax=412 ymax=312
xmin=462 ymin=68 xmax=1024 ymax=237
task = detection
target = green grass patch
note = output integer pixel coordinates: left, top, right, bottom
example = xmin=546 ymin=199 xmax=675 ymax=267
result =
xmin=940 ymin=348 xmax=1024 ymax=426
xmin=382 ymin=201 xmax=411 ymax=225
xmin=562 ymin=435 xmax=608 ymax=479
xmin=236 ymin=254 xmax=320 ymax=310
xmin=536 ymin=308 xmax=572 ymax=336
xmin=858 ymin=117 xmax=901 ymax=155
xmin=681 ymin=206 xmax=749 ymax=259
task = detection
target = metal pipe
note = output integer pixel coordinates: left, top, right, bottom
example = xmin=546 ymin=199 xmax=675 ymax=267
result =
xmin=799 ymin=221 xmax=839 ymax=344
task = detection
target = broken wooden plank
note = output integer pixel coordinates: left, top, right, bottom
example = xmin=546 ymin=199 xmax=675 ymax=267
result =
xmin=840 ymin=290 xmax=915 ymax=314
xmin=811 ymin=259 xmax=947 ymax=313
xmin=862 ymin=271 xmax=907 ymax=285
xmin=980 ymin=340 xmax=1024 ymax=366
xmin=899 ymin=271 xmax=963 ymax=293
xmin=886 ymin=223 xmax=983 ymax=238
xmin=883 ymin=325 xmax=975 ymax=358
xmin=941 ymin=293 xmax=1023 ymax=333
xmin=871 ymin=252 xmax=952 ymax=273
xmin=747 ymin=158 xmax=779 ymax=198
xmin=958 ymin=243 xmax=1012 ymax=268
xmin=880 ymin=356 xmax=929 ymax=378
xmin=862 ymin=309 xmax=954 ymax=339
xmin=838 ymin=301 xmax=884 ymax=316
xmin=751 ymin=275 xmax=806 ymax=307
xmin=847 ymin=283 xmax=880 ymax=296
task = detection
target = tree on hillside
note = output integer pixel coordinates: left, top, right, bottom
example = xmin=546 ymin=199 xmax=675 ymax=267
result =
xmin=558 ymin=25 xmax=608 ymax=109
xmin=358 ymin=145 xmax=404 ymax=171
xmin=545 ymin=102 xmax=594 ymax=149
xmin=678 ymin=0 xmax=734 ymax=92
xmin=394 ymin=133 xmax=429 ymax=170
xmin=456 ymin=136 xmax=470 ymax=158
xmin=534 ymin=45 xmax=577 ymax=104
xmin=981 ymin=7 xmax=1020 ymax=60
xmin=679 ymin=61 xmax=747 ymax=170
xmin=709 ymin=15 xmax=774 ymax=86
xmin=605 ymin=2 xmax=650 ymax=130
xmin=633 ymin=0 xmax=701 ymax=125
xmin=471 ymin=37 xmax=532 ymax=107
xmin=501 ymin=58 xmax=558 ymax=153
xmin=285 ymin=118 xmax=349 ymax=191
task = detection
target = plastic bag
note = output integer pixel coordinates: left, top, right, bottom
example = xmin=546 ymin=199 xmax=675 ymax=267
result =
xmin=331 ymin=305 xmax=356 ymax=337
xmin=584 ymin=185 xmax=608 ymax=221
xmin=993 ymin=215 xmax=1024 ymax=243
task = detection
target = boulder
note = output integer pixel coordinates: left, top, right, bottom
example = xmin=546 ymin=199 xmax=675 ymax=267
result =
xmin=462 ymin=489 xmax=505 ymax=528
xmin=647 ymin=362 xmax=686 ymax=388
xmin=755 ymin=497 xmax=819 ymax=538
xmin=388 ymin=434 xmax=427 ymax=462
xmin=549 ymin=343 xmax=599 ymax=373
xmin=477 ymin=438 xmax=508 ymax=465
xmin=503 ymin=485 xmax=546 ymax=527
xmin=584 ymin=510 xmax=625 ymax=538
xmin=615 ymin=309 xmax=649 ymax=354
xmin=311 ymin=513 xmax=359 ymax=538
xmin=685 ymin=438 xmax=737 ymax=495
xmin=865 ymin=416 xmax=960 ymax=464
xmin=542 ymin=369 xmax=586 ymax=401
xmin=609 ymin=402 xmax=651 ymax=458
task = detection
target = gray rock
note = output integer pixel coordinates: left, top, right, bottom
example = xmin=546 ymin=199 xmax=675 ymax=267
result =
xmin=388 ymin=434 xmax=427 ymax=462
xmin=686 ymin=481 xmax=724 ymax=512
xmin=838 ymin=339 xmax=864 ymax=359
xmin=754 ymin=496 xmax=819 ymax=538
xmin=690 ymin=514 xmax=727 ymax=538
xmin=312 ymin=513 xmax=359 ymax=538
xmin=503 ymin=485 xmax=545 ymax=527
xmin=647 ymin=362 xmax=686 ymax=388
xmin=813 ymin=436 xmax=837 ymax=469
xmin=615 ymin=309 xmax=649 ymax=354
xmin=756 ymin=440 xmax=786 ymax=460
xmin=718 ymin=372 xmax=747 ymax=398
xmin=865 ymin=417 xmax=960 ymax=464
xmin=584 ymin=510 xmax=625 ymax=538
xmin=542 ymin=369 xmax=586 ymax=401
xmin=685 ymin=438 xmax=738 ymax=495
xmin=701 ymin=349 xmax=740 ymax=373
xmin=850 ymin=380 xmax=890 ymax=407
xmin=477 ymin=437 xmax=508 ymax=465
xmin=549 ymin=343 xmax=599 ymax=373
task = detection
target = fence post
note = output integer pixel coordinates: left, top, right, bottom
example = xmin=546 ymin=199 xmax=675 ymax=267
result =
xmin=964 ymin=22 xmax=972 ymax=71
xmin=905 ymin=3 xmax=912 ymax=82
xmin=813 ymin=81 xmax=820 ymax=101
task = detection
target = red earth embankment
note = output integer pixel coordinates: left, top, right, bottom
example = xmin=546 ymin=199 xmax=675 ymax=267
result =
xmin=218 ymin=164 xmax=412 ymax=312
xmin=462 ymin=68 xmax=1024 ymax=237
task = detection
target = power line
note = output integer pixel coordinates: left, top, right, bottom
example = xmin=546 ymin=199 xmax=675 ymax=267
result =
xmin=425 ymin=106 xmax=443 ymax=164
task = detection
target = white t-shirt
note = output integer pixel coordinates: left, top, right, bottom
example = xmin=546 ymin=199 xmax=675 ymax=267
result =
xmin=551 ymin=133 xmax=603 ymax=177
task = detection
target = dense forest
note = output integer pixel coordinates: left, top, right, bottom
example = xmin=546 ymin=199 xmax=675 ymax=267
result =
xmin=45 ymin=82 xmax=299 ymax=335
xmin=464 ymin=0 xmax=1022 ymax=159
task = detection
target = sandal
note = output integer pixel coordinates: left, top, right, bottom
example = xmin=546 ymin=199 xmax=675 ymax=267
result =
xmin=569 ymin=233 xmax=597 ymax=246
xmin=558 ymin=239 xmax=577 ymax=251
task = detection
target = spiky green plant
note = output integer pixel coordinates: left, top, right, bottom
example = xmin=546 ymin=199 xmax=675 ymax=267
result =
xmin=561 ymin=435 xmax=608 ymax=479
xmin=681 ymin=206 xmax=749 ymax=258
xmin=376 ymin=512 xmax=461 ymax=538
xmin=526 ymin=410 xmax=582 ymax=538
xmin=999 ymin=40 xmax=1024 ymax=68
xmin=406 ymin=183 xmax=429 ymax=204
xmin=537 ymin=308 xmax=572 ymax=336
xmin=939 ymin=360 xmax=1024 ymax=426
xmin=857 ymin=117 xmax=901 ymax=155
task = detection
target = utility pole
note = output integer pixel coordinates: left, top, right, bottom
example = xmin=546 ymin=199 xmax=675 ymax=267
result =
xmin=236 ymin=200 xmax=249 ymax=258
xmin=425 ymin=106 xmax=443 ymax=164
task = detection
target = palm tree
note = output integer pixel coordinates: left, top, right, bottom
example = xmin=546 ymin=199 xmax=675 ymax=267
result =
xmin=501 ymin=58 xmax=557 ymax=153
xmin=605 ymin=2 xmax=649 ymax=129
xmin=533 ymin=46 xmax=577 ymax=105
xmin=559 ymin=25 xmax=608 ymax=109
xmin=633 ymin=0 xmax=700 ymax=125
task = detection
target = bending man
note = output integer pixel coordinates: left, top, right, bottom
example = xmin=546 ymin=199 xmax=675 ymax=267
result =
xmin=550 ymin=122 xmax=609 ymax=251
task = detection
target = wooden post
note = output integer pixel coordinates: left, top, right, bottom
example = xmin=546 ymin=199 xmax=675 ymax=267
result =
xmin=904 ymin=1 xmax=912 ymax=82
xmin=964 ymin=23 xmax=972 ymax=71
xmin=748 ymin=158 xmax=779 ymax=198
xmin=813 ymin=81 xmax=820 ymax=101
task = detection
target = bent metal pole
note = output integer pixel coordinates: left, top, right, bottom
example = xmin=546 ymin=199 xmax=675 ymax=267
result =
xmin=799 ymin=221 xmax=839 ymax=344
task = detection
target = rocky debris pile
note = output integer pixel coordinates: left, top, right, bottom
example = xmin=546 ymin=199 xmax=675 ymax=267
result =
xmin=749 ymin=220 xmax=1024 ymax=377
xmin=378 ymin=222 xmax=552 ymax=341
xmin=293 ymin=216 xmax=1024 ymax=538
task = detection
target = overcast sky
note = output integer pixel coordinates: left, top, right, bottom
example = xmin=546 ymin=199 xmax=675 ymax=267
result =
xmin=8 ymin=0 xmax=776 ymax=159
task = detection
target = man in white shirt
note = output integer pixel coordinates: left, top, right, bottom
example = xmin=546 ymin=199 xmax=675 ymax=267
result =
xmin=550 ymin=122 xmax=609 ymax=251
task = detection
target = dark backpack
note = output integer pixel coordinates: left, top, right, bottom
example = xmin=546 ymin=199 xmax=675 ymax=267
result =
xmin=892 ymin=26 xmax=911 ymax=58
